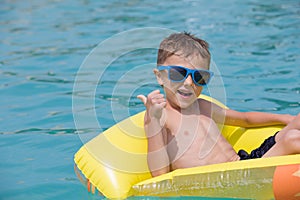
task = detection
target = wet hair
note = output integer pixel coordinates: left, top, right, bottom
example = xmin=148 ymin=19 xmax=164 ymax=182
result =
xmin=157 ymin=32 xmax=211 ymax=67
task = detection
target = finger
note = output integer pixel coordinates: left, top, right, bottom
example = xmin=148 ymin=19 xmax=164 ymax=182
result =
xmin=149 ymin=94 xmax=165 ymax=104
xmin=148 ymin=89 xmax=161 ymax=97
xmin=151 ymin=93 xmax=164 ymax=100
xmin=154 ymin=99 xmax=166 ymax=107
xmin=137 ymin=94 xmax=147 ymax=105
xmin=149 ymin=90 xmax=163 ymax=99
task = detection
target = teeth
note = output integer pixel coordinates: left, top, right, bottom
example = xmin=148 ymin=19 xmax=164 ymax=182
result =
xmin=178 ymin=90 xmax=192 ymax=96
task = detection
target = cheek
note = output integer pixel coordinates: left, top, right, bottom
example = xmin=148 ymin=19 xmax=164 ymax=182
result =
xmin=194 ymin=86 xmax=203 ymax=97
xmin=163 ymin=80 xmax=180 ymax=92
xmin=163 ymin=83 xmax=181 ymax=102
xmin=164 ymin=84 xmax=178 ymax=97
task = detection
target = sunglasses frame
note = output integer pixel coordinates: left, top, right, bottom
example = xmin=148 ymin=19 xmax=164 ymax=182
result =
xmin=157 ymin=65 xmax=214 ymax=86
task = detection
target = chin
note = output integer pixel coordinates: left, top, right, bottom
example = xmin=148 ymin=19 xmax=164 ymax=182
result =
xmin=177 ymin=99 xmax=196 ymax=110
xmin=175 ymin=95 xmax=197 ymax=109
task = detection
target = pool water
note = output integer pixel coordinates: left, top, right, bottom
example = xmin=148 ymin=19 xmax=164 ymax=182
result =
xmin=1 ymin=0 xmax=299 ymax=199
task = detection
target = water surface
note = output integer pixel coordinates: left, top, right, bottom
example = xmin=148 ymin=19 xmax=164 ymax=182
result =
xmin=1 ymin=0 xmax=299 ymax=199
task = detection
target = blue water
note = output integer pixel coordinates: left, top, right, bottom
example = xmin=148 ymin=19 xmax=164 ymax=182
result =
xmin=1 ymin=0 xmax=299 ymax=199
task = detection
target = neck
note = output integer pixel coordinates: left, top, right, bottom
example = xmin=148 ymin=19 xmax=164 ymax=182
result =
xmin=166 ymin=100 xmax=200 ymax=115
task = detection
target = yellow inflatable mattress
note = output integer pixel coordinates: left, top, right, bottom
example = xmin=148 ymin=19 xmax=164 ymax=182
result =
xmin=74 ymin=95 xmax=300 ymax=199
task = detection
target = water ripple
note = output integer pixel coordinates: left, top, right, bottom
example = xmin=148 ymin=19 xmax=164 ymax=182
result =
xmin=0 ymin=127 xmax=97 ymax=135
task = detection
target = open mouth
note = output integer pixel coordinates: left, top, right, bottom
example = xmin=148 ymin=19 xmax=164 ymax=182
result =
xmin=177 ymin=90 xmax=193 ymax=97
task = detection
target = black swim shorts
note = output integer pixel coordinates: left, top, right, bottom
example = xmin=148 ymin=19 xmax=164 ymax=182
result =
xmin=238 ymin=132 xmax=278 ymax=160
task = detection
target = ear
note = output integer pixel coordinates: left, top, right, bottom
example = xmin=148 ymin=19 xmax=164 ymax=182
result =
xmin=153 ymin=68 xmax=164 ymax=86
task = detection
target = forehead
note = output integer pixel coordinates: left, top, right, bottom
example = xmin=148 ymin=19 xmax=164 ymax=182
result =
xmin=163 ymin=54 xmax=209 ymax=70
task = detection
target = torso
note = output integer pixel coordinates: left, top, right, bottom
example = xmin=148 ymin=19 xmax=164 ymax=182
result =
xmin=163 ymin=99 xmax=240 ymax=170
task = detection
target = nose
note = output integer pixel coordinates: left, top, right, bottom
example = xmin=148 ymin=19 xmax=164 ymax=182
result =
xmin=183 ymin=74 xmax=193 ymax=86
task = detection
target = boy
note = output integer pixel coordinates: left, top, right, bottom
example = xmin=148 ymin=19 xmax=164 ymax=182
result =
xmin=137 ymin=32 xmax=300 ymax=177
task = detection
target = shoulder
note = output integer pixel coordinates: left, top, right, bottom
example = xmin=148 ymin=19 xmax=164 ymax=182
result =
xmin=198 ymin=98 xmax=211 ymax=105
xmin=197 ymin=98 xmax=214 ymax=115
xmin=197 ymin=98 xmax=230 ymax=123
xmin=197 ymin=98 xmax=212 ymax=109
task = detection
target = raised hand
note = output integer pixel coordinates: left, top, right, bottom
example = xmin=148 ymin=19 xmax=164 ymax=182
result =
xmin=137 ymin=90 xmax=166 ymax=119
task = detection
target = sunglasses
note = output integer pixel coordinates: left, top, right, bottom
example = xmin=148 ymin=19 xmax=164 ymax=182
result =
xmin=157 ymin=65 xmax=214 ymax=86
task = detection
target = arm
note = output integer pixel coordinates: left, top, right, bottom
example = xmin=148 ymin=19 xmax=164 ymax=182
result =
xmin=224 ymin=109 xmax=295 ymax=127
xmin=137 ymin=90 xmax=170 ymax=177
xmin=144 ymin=114 xmax=170 ymax=177
xmin=201 ymin=99 xmax=295 ymax=127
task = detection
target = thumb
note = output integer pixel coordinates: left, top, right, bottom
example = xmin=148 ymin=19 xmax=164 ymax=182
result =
xmin=137 ymin=94 xmax=147 ymax=105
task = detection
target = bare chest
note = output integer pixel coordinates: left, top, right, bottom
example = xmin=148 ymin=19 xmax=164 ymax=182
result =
xmin=164 ymin=114 xmax=210 ymax=156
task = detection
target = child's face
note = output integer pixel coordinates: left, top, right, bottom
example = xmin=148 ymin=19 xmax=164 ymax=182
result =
xmin=155 ymin=54 xmax=210 ymax=110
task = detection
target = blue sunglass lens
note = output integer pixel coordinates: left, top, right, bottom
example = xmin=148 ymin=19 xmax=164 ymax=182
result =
xmin=169 ymin=67 xmax=210 ymax=86
xmin=169 ymin=67 xmax=187 ymax=81
xmin=194 ymin=70 xmax=210 ymax=85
